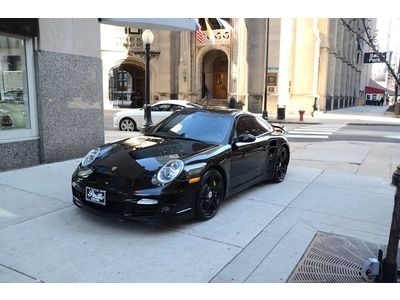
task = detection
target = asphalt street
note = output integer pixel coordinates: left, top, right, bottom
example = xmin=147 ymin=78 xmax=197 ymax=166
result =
xmin=105 ymin=108 xmax=400 ymax=143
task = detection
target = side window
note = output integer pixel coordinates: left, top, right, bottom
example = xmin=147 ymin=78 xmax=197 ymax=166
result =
xmin=236 ymin=116 xmax=269 ymax=137
xmin=236 ymin=116 xmax=253 ymax=136
xmin=171 ymin=105 xmax=185 ymax=111
xmin=152 ymin=104 xmax=171 ymax=111
xmin=255 ymin=116 xmax=272 ymax=133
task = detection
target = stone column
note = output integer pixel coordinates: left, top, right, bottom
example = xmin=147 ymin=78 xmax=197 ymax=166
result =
xmin=340 ymin=24 xmax=349 ymax=108
xmin=334 ymin=20 xmax=344 ymax=110
xmin=326 ymin=19 xmax=338 ymax=111
xmin=245 ymin=18 xmax=267 ymax=113
xmin=277 ymin=18 xmax=292 ymax=110
xmin=317 ymin=19 xmax=330 ymax=111
xmin=157 ymin=31 xmax=172 ymax=100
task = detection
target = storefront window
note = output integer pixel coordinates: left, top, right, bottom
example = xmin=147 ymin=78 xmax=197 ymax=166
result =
xmin=0 ymin=35 xmax=30 ymax=130
xmin=0 ymin=34 xmax=37 ymax=141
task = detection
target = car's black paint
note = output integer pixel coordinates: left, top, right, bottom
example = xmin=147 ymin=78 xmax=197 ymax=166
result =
xmin=72 ymin=108 xmax=290 ymax=223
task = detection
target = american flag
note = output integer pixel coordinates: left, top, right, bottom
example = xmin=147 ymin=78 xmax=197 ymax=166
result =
xmin=196 ymin=30 xmax=205 ymax=44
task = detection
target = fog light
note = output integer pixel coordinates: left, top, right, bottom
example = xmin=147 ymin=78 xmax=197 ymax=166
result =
xmin=137 ymin=198 xmax=158 ymax=205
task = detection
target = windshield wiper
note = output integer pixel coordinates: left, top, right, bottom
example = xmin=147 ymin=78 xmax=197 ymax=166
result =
xmin=148 ymin=132 xmax=205 ymax=143
xmin=169 ymin=135 xmax=204 ymax=143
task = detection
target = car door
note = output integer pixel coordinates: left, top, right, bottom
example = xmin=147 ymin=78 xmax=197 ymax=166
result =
xmin=151 ymin=104 xmax=173 ymax=124
xmin=230 ymin=115 xmax=270 ymax=189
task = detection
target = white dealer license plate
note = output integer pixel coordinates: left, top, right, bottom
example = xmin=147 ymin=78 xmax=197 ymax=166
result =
xmin=85 ymin=187 xmax=106 ymax=206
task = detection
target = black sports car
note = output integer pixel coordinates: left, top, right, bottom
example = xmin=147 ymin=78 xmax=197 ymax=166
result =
xmin=71 ymin=108 xmax=290 ymax=223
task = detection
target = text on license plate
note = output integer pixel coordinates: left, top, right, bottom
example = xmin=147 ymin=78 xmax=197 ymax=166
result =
xmin=85 ymin=187 xmax=106 ymax=206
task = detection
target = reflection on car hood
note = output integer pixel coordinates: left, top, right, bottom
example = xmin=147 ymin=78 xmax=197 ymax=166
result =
xmin=86 ymin=135 xmax=217 ymax=190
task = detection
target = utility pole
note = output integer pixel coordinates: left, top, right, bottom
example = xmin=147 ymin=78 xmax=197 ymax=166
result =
xmin=381 ymin=180 xmax=400 ymax=282
xmin=262 ymin=18 xmax=270 ymax=120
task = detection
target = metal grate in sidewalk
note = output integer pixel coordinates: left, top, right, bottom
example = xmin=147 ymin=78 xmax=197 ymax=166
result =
xmin=288 ymin=232 xmax=383 ymax=283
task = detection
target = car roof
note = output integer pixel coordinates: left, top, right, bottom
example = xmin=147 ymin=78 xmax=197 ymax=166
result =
xmin=176 ymin=106 xmax=249 ymax=118
xmin=154 ymin=99 xmax=193 ymax=106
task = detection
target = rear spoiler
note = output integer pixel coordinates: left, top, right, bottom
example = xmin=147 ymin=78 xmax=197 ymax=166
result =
xmin=271 ymin=123 xmax=286 ymax=133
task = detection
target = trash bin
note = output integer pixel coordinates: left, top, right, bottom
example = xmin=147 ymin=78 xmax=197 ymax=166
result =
xmin=394 ymin=102 xmax=400 ymax=116
xmin=277 ymin=105 xmax=286 ymax=120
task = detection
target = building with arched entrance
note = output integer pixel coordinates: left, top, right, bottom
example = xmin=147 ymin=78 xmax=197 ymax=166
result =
xmin=101 ymin=18 xmax=368 ymax=116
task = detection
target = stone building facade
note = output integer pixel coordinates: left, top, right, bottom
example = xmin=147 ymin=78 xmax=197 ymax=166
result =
xmin=102 ymin=18 xmax=367 ymax=116
xmin=0 ymin=19 xmax=104 ymax=171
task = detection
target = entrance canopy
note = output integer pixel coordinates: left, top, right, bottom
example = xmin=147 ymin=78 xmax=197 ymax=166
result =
xmin=99 ymin=18 xmax=198 ymax=31
xmin=367 ymin=79 xmax=395 ymax=96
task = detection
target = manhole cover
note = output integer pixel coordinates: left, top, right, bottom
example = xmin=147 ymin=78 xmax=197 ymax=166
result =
xmin=288 ymin=232 xmax=384 ymax=283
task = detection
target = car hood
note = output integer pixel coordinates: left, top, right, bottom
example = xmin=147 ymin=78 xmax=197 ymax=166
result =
xmin=114 ymin=109 xmax=143 ymax=117
xmin=78 ymin=135 xmax=218 ymax=191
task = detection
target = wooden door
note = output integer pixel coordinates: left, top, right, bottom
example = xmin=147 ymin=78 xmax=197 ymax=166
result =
xmin=213 ymin=72 xmax=227 ymax=99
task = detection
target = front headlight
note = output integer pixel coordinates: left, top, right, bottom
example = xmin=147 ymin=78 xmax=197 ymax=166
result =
xmin=81 ymin=148 xmax=100 ymax=167
xmin=156 ymin=159 xmax=184 ymax=184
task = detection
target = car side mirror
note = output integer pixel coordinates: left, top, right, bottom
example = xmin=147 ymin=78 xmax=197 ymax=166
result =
xmin=235 ymin=133 xmax=256 ymax=143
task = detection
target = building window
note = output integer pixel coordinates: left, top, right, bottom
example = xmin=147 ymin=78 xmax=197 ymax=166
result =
xmin=125 ymin=28 xmax=142 ymax=35
xmin=0 ymin=34 xmax=38 ymax=142
xmin=198 ymin=18 xmax=231 ymax=31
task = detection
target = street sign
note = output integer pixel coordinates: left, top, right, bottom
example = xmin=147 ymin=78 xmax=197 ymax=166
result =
xmin=363 ymin=52 xmax=387 ymax=63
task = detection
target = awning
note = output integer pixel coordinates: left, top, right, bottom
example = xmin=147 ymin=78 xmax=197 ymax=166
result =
xmin=367 ymin=79 xmax=395 ymax=96
xmin=365 ymin=86 xmax=385 ymax=94
xmin=99 ymin=18 xmax=198 ymax=31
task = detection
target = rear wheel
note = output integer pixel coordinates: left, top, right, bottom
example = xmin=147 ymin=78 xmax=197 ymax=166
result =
xmin=195 ymin=169 xmax=225 ymax=221
xmin=271 ymin=146 xmax=289 ymax=183
xmin=119 ymin=118 xmax=136 ymax=131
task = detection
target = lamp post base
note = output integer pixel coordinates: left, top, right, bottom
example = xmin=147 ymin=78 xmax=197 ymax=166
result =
xmin=140 ymin=104 xmax=153 ymax=134
xmin=392 ymin=165 xmax=400 ymax=186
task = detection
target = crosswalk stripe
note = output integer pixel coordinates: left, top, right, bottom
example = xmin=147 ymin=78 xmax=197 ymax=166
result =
xmin=294 ymin=128 xmax=338 ymax=132
xmin=286 ymin=134 xmax=329 ymax=139
xmin=298 ymin=126 xmax=344 ymax=130
xmin=286 ymin=124 xmax=346 ymax=140
xmin=385 ymin=136 xmax=400 ymax=140
xmin=289 ymin=131 xmax=333 ymax=135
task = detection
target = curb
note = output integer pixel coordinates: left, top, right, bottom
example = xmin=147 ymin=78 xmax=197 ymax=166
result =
xmin=348 ymin=123 xmax=400 ymax=126
xmin=268 ymin=120 xmax=321 ymax=125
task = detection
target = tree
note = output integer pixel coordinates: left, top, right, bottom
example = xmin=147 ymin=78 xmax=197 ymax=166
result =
xmin=340 ymin=18 xmax=400 ymax=101
xmin=342 ymin=18 xmax=400 ymax=282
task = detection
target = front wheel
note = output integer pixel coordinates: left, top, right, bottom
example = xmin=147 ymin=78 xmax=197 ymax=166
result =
xmin=271 ymin=146 xmax=289 ymax=183
xmin=195 ymin=169 xmax=225 ymax=221
xmin=119 ymin=118 xmax=136 ymax=131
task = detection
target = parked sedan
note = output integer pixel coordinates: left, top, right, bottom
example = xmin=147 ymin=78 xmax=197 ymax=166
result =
xmin=113 ymin=99 xmax=203 ymax=131
xmin=72 ymin=108 xmax=290 ymax=223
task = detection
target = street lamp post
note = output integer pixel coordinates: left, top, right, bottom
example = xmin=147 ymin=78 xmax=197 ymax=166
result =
xmin=140 ymin=29 xmax=154 ymax=133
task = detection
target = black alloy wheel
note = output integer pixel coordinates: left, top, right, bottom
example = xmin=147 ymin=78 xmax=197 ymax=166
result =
xmin=195 ymin=169 xmax=225 ymax=221
xmin=272 ymin=146 xmax=289 ymax=183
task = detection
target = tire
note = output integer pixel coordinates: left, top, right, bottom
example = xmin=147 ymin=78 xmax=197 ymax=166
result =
xmin=195 ymin=169 xmax=225 ymax=221
xmin=271 ymin=146 xmax=289 ymax=183
xmin=119 ymin=118 xmax=136 ymax=131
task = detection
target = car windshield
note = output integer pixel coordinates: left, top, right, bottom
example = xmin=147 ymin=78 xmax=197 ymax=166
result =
xmin=187 ymin=102 xmax=204 ymax=108
xmin=149 ymin=110 xmax=234 ymax=145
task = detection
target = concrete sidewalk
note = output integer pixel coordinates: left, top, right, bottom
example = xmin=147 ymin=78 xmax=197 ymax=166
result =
xmin=0 ymin=139 xmax=399 ymax=282
xmin=1 ymin=104 xmax=399 ymax=282
xmin=263 ymin=104 xmax=400 ymax=125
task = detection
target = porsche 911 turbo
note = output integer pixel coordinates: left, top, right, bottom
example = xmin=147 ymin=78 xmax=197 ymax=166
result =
xmin=72 ymin=107 xmax=290 ymax=223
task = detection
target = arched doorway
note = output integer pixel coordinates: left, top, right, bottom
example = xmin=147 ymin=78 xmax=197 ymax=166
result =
xmin=202 ymin=50 xmax=228 ymax=102
xmin=108 ymin=63 xmax=145 ymax=108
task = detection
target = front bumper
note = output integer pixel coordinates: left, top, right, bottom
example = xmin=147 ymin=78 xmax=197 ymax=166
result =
xmin=71 ymin=178 xmax=196 ymax=224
